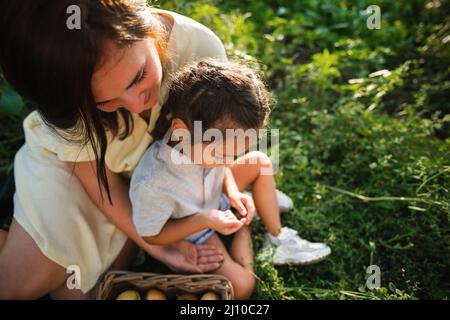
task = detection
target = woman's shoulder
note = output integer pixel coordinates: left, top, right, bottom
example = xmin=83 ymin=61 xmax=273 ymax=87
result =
xmin=22 ymin=110 xmax=150 ymax=167
xmin=156 ymin=9 xmax=227 ymax=63
xmin=22 ymin=110 xmax=97 ymax=162
xmin=154 ymin=8 xmax=221 ymax=42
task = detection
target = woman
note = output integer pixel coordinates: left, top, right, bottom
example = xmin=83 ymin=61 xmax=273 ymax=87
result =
xmin=0 ymin=0 xmax=228 ymax=299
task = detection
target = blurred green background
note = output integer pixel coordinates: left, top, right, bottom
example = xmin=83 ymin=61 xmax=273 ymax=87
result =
xmin=1 ymin=0 xmax=449 ymax=299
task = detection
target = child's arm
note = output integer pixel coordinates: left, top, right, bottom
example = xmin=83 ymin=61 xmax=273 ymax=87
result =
xmin=143 ymin=213 xmax=209 ymax=245
xmin=223 ymin=167 xmax=240 ymax=197
xmin=222 ymin=167 xmax=255 ymax=224
xmin=143 ymin=209 xmax=247 ymax=245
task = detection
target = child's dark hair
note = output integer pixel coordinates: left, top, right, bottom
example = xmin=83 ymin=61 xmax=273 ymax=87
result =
xmin=152 ymin=59 xmax=271 ymax=141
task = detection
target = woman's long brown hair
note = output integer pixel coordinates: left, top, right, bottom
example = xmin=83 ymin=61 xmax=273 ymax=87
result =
xmin=0 ymin=0 xmax=167 ymax=204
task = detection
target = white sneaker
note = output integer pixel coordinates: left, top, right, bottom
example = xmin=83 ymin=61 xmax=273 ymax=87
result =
xmin=259 ymin=227 xmax=331 ymax=265
xmin=244 ymin=189 xmax=294 ymax=220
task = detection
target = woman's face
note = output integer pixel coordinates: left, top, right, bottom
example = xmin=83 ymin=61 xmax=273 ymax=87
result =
xmin=91 ymin=38 xmax=162 ymax=114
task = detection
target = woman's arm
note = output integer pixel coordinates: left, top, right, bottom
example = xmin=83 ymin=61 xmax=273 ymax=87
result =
xmin=66 ymin=160 xmax=158 ymax=250
xmin=68 ymin=160 xmax=227 ymax=272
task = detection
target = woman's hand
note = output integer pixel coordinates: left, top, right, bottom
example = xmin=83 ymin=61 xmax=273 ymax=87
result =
xmin=228 ymin=192 xmax=256 ymax=225
xmin=145 ymin=241 xmax=224 ymax=273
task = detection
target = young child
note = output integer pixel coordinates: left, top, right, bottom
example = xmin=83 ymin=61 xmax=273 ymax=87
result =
xmin=130 ymin=60 xmax=331 ymax=299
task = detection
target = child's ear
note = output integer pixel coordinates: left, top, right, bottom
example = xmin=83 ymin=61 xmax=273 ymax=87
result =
xmin=170 ymin=118 xmax=189 ymax=133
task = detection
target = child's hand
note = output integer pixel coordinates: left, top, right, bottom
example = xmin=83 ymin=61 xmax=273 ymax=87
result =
xmin=204 ymin=209 xmax=247 ymax=235
xmin=228 ymin=192 xmax=256 ymax=225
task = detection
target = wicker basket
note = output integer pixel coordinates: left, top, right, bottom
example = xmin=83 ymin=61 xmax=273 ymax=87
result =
xmin=96 ymin=271 xmax=234 ymax=300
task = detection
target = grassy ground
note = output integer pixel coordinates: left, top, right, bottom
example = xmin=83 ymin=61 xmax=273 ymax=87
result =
xmin=1 ymin=0 xmax=449 ymax=299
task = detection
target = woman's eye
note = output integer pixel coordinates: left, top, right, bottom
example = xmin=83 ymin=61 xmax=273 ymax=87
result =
xmin=131 ymin=68 xmax=148 ymax=88
xmin=98 ymin=102 xmax=117 ymax=112
xmin=96 ymin=103 xmax=107 ymax=110
xmin=136 ymin=69 xmax=147 ymax=85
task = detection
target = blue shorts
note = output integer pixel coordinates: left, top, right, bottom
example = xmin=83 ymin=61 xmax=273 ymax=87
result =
xmin=187 ymin=193 xmax=231 ymax=245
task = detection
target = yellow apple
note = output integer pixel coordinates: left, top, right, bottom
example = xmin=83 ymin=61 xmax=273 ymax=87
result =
xmin=116 ymin=290 xmax=141 ymax=300
xmin=145 ymin=288 xmax=167 ymax=300
xmin=200 ymin=291 xmax=220 ymax=300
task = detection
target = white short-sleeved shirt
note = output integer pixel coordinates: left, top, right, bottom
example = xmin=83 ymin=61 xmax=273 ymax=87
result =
xmin=130 ymin=129 xmax=226 ymax=241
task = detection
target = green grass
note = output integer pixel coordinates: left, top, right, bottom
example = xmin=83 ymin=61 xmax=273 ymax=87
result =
xmin=1 ymin=0 xmax=449 ymax=299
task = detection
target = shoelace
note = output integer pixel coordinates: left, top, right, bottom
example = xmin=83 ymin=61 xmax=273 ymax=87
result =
xmin=277 ymin=228 xmax=322 ymax=250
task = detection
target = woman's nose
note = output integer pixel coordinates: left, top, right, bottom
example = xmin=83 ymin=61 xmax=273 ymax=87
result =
xmin=121 ymin=91 xmax=146 ymax=113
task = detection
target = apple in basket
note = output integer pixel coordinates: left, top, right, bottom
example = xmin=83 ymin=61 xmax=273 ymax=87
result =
xmin=200 ymin=291 xmax=220 ymax=300
xmin=116 ymin=290 xmax=141 ymax=300
xmin=115 ymin=289 xmax=220 ymax=300
xmin=175 ymin=291 xmax=221 ymax=300
xmin=176 ymin=293 xmax=198 ymax=300
xmin=145 ymin=289 xmax=167 ymax=300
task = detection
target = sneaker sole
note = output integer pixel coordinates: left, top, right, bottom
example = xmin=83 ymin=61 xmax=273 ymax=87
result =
xmin=272 ymin=248 xmax=332 ymax=266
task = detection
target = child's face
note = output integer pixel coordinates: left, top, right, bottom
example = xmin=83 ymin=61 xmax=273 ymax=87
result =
xmin=170 ymin=117 xmax=264 ymax=167
xmin=196 ymin=130 xmax=262 ymax=168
